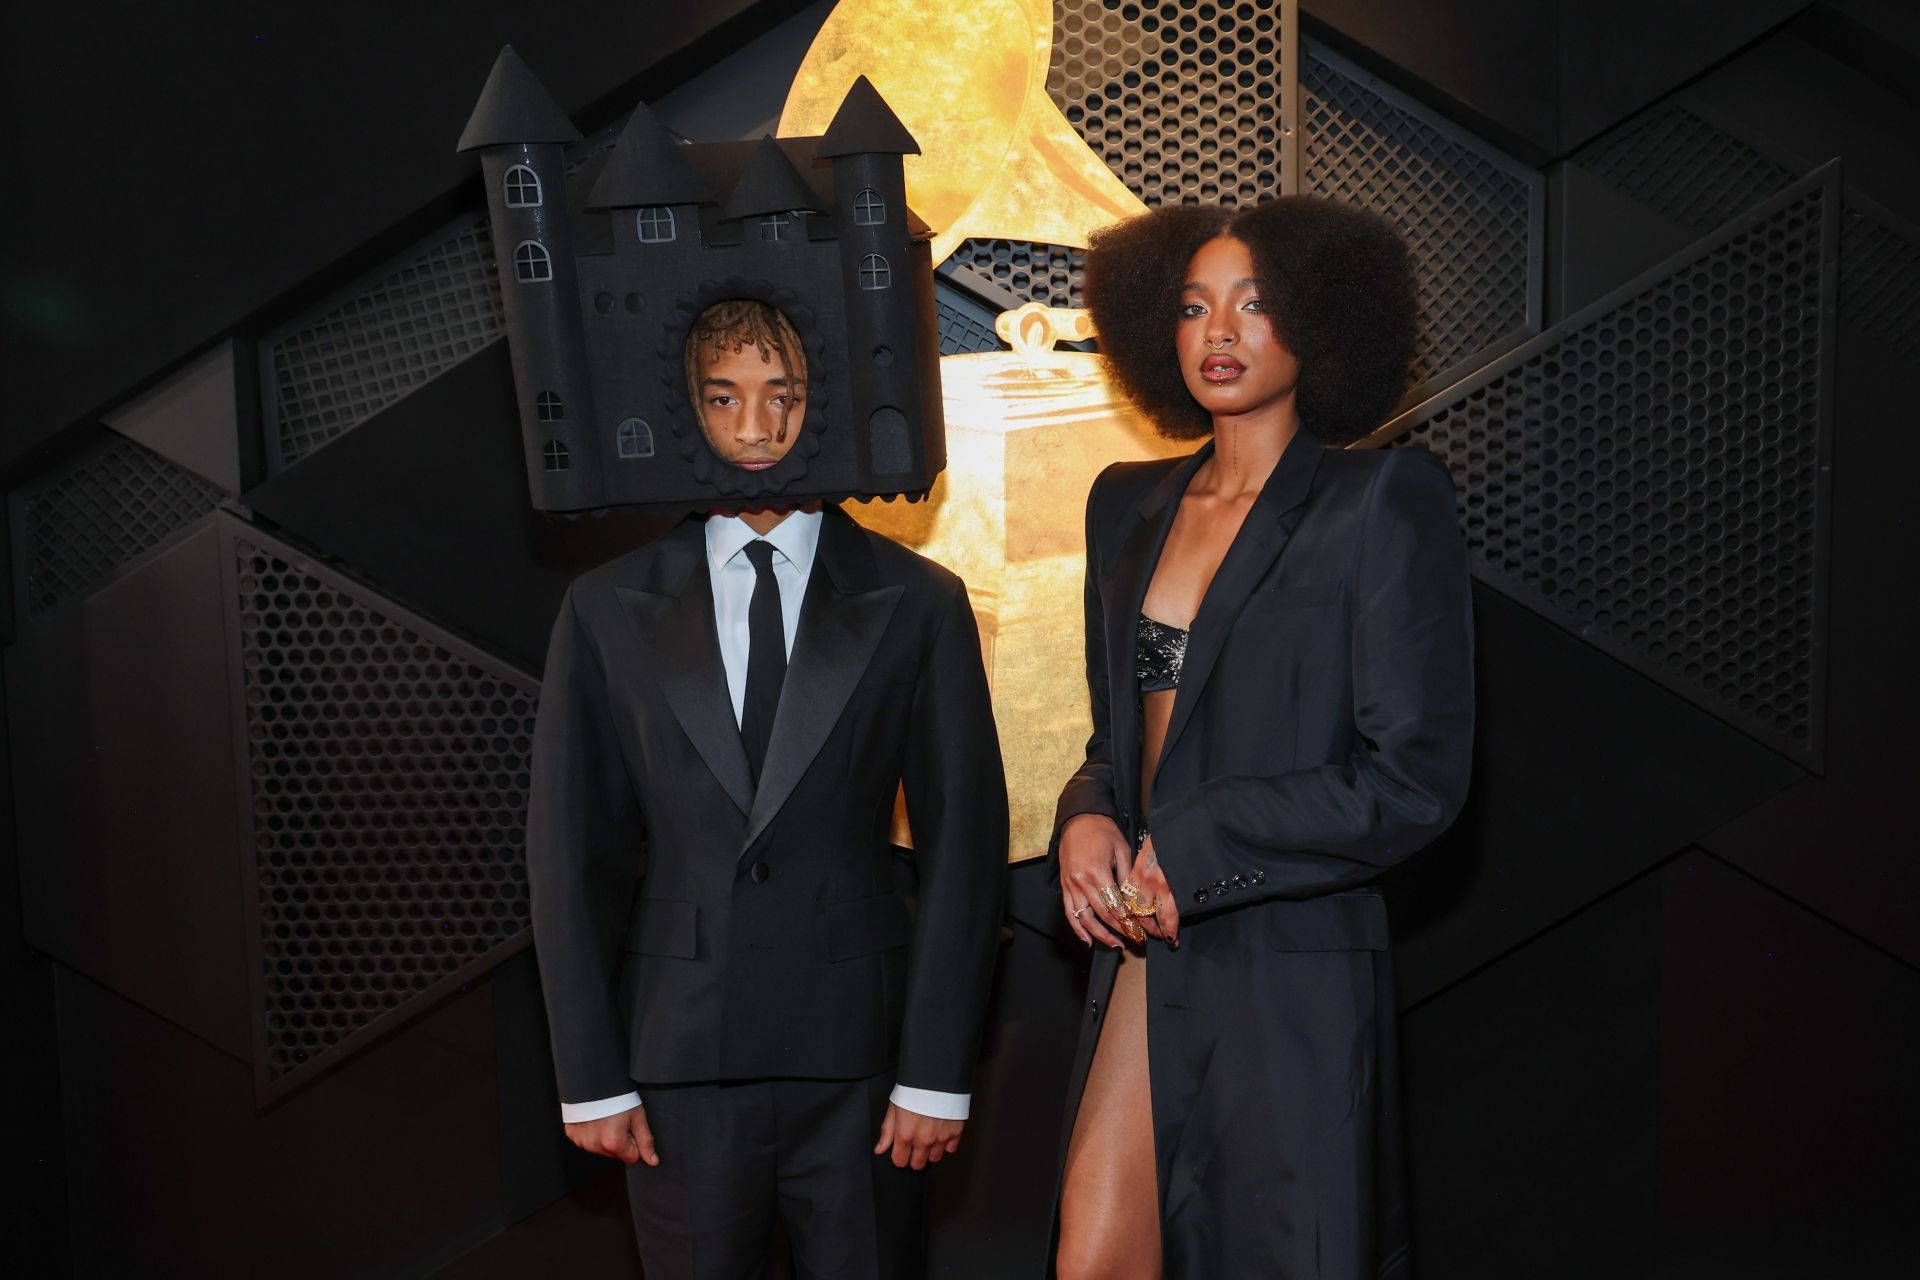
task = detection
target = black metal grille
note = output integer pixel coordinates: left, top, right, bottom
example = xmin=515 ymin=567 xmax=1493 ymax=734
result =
xmin=952 ymin=238 xmax=1086 ymax=309
xmin=1376 ymin=168 xmax=1838 ymax=766
xmin=1574 ymin=101 xmax=1795 ymax=237
xmin=15 ymin=436 xmax=224 ymax=618
xmin=1839 ymin=198 xmax=1920 ymax=358
xmin=227 ymin=524 xmax=537 ymax=1094
xmin=1302 ymin=44 xmax=1542 ymax=389
xmin=936 ymin=285 xmax=1007 ymax=356
xmin=264 ymin=214 xmax=506 ymax=470
xmin=1046 ymin=0 xmax=1293 ymax=209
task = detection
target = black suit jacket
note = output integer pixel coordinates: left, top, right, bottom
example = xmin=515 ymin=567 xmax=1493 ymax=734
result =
xmin=1055 ymin=432 xmax=1475 ymax=926
xmin=529 ymin=508 xmax=1009 ymax=1110
xmin=1049 ymin=434 xmax=1474 ymax=1275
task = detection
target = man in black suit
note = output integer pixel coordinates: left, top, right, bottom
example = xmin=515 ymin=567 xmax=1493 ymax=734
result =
xmin=528 ymin=300 xmax=1008 ymax=1279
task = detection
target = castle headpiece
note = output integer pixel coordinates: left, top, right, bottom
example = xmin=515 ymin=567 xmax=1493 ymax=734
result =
xmin=459 ymin=47 xmax=945 ymax=512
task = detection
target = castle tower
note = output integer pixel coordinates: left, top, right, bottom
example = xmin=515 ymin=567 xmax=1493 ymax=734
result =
xmin=457 ymin=46 xmax=597 ymax=509
xmin=719 ymin=136 xmax=822 ymax=245
xmin=586 ymin=102 xmax=712 ymax=252
xmin=817 ymin=76 xmax=941 ymax=484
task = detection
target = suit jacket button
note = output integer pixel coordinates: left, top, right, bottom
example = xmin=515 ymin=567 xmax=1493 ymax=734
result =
xmin=1251 ymin=869 xmax=1266 ymax=885
xmin=1193 ymin=888 xmax=1209 ymax=904
xmin=1231 ymin=874 xmax=1247 ymax=889
xmin=1090 ymin=999 xmax=1100 ymax=1015
xmin=750 ymin=861 xmax=771 ymax=883
xmin=1213 ymin=880 xmax=1229 ymax=896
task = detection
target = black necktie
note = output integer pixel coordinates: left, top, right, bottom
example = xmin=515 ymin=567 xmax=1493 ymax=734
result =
xmin=739 ymin=540 xmax=787 ymax=783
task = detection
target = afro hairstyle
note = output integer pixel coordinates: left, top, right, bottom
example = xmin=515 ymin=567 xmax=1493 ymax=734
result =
xmin=1083 ymin=195 xmax=1417 ymax=444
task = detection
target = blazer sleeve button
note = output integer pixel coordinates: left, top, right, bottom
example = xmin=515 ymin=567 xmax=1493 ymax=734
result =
xmin=1251 ymin=869 xmax=1267 ymax=885
xmin=1230 ymin=874 xmax=1247 ymax=889
xmin=1193 ymin=888 xmax=1209 ymax=904
xmin=1213 ymin=880 xmax=1230 ymax=896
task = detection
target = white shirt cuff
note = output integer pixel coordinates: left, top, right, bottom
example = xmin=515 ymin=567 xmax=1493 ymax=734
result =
xmin=889 ymin=1085 xmax=971 ymax=1121
xmin=560 ymin=1091 xmax=642 ymax=1123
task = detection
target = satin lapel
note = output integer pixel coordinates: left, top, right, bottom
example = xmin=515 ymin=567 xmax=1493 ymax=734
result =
xmin=1155 ymin=433 xmax=1326 ymax=790
xmin=613 ymin=527 xmax=756 ymax=819
xmin=1099 ymin=446 xmax=1212 ymax=814
xmin=741 ymin=512 xmax=904 ymax=857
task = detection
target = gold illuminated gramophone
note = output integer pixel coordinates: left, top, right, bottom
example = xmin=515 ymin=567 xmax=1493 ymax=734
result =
xmin=783 ymin=0 xmax=1189 ymax=862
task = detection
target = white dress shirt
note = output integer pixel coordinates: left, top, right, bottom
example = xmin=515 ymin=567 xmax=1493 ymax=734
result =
xmin=560 ymin=510 xmax=969 ymax=1125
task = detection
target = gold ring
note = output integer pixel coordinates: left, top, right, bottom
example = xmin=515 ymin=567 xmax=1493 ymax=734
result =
xmin=1071 ymin=905 xmax=1089 ymax=918
xmin=1098 ymin=883 xmax=1123 ymax=915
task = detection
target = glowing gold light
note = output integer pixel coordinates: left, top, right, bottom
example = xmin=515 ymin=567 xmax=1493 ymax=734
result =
xmin=853 ymin=311 xmax=1189 ymax=862
xmin=779 ymin=0 xmax=1146 ymax=263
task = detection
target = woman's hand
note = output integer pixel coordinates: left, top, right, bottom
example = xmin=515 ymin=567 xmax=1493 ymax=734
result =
xmin=1059 ymin=812 xmax=1135 ymax=948
xmin=1131 ymin=836 xmax=1180 ymax=947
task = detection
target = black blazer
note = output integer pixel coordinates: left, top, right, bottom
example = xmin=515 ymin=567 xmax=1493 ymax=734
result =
xmin=1049 ymin=433 xmax=1474 ymax=1275
xmin=529 ymin=508 xmax=1009 ymax=1111
xmin=1054 ymin=433 xmax=1475 ymax=927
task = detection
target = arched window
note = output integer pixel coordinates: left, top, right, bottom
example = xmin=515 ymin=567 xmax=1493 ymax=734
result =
xmin=760 ymin=213 xmax=791 ymax=242
xmin=637 ymin=207 xmax=676 ymax=243
xmin=514 ymin=241 xmax=553 ymax=283
xmin=504 ymin=164 xmax=542 ymax=208
xmin=858 ymin=254 xmax=891 ymax=291
xmin=853 ymin=188 xmax=885 ymax=226
xmin=542 ymin=440 xmax=570 ymax=472
xmin=536 ymin=391 xmax=564 ymax=422
xmin=617 ymin=418 xmax=655 ymax=459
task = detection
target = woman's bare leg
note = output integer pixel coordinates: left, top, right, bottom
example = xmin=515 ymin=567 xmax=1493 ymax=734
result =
xmin=1056 ymin=949 xmax=1160 ymax=1280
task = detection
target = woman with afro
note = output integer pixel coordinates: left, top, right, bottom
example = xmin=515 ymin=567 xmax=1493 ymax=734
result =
xmin=1048 ymin=196 xmax=1476 ymax=1278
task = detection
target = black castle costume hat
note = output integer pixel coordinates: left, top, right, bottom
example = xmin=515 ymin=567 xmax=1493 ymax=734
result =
xmin=459 ymin=47 xmax=945 ymax=512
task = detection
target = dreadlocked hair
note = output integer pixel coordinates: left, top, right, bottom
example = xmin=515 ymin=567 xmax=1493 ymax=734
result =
xmin=685 ymin=299 xmax=808 ymax=409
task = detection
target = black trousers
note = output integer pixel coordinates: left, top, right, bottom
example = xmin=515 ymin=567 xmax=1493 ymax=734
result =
xmin=624 ymin=1074 xmax=927 ymax=1280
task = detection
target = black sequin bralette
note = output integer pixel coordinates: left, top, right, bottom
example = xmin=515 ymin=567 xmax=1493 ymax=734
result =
xmin=1136 ymin=613 xmax=1190 ymax=692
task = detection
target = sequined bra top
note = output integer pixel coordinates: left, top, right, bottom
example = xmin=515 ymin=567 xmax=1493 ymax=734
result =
xmin=1136 ymin=613 xmax=1190 ymax=692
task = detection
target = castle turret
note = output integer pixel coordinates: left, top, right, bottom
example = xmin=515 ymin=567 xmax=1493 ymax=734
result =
xmin=721 ymin=137 xmax=822 ymax=245
xmin=458 ymin=46 xmax=599 ymax=509
xmin=819 ymin=76 xmax=939 ymax=483
xmin=586 ymin=102 xmax=712 ymax=253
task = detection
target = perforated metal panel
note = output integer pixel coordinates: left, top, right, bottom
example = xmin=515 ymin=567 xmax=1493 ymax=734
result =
xmin=952 ymin=238 xmax=1087 ymax=309
xmin=221 ymin=517 xmax=537 ymax=1100
xmin=263 ymin=214 xmax=506 ymax=471
xmin=1574 ymin=101 xmax=1796 ymax=238
xmin=1047 ymin=0 xmax=1297 ymax=209
xmin=1577 ymin=98 xmax=1920 ymax=367
xmin=10 ymin=435 xmax=224 ymax=620
xmin=1302 ymin=43 xmax=1543 ymax=392
xmin=1372 ymin=165 xmax=1839 ymax=767
xmin=1839 ymin=195 xmax=1920 ymax=358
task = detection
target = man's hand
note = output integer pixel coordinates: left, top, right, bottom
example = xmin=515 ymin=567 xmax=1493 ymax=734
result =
xmin=564 ymin=1103 xmax=659 ymax=1167
xmin=872 ymin=1103 xmax=963 ymax=1171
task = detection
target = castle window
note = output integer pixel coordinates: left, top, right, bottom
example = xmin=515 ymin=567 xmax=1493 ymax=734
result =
xmin=617 ymin=418 xmax=655 ymax=459
xmin=858 ymin=254 xmax=891 ymax=291
xmin=760 ymin=213 xmax=791 ymax=242
xmin=536 ymin=391 xmax=564 ymax=421
xmin=543 ymin=440 xmax=570 ymax=472
xmin=637 ymin=207 xmax=676 ymax=243
xmin=504 ymin=164 xmax=542 ymax=208
xmin=853 ymin=189 xmax=885 ymax=225
xmin=514 ymin=240 xmax=553 ymax=283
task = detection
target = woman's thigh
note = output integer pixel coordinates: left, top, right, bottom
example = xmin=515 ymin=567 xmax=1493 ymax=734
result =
xmin=1057 ymin=949 xmax=1160 ymax=1280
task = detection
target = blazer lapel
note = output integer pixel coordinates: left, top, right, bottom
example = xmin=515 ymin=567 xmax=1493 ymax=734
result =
xmin=1100 ymin=445 xmax=1213 ymax=815
xmin=614 ymin=521 xmax=756 ymax=819
xmin=741 ymin=509 xmax=904 ymax=856
xmin=1155 ymin=432 xmax=1325 ymax=792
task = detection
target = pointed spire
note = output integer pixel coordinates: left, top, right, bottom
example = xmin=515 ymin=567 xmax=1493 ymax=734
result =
xmin=457 ymin=45 xmax=582 ymax=152
xmin=816 ymin=77 xmax=920 ymax=158
xmin=586 ymin=103 xmax=712 ymax=209
xmin=720 ymin=137 xmax=821 ymax=220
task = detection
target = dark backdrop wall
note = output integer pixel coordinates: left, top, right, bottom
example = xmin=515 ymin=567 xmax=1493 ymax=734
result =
xmin=3 ymin=2 xmax=1916 ymax=1276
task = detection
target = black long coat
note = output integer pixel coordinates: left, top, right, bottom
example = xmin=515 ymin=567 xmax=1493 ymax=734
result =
xmin=1051 ymin=433 xmax=1476 ymax=1278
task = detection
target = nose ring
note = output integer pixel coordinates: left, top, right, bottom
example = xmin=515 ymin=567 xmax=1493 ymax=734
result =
xmin=1207 ymin=337 xmax=1232 ymax=350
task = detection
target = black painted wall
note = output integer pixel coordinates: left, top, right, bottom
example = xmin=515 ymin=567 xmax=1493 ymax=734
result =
xmin=5 ymin=2 xmax=1917 ymax=1277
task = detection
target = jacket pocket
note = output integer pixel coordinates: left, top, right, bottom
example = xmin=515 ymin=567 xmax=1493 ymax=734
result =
xmin=1267 ymin=891 xmax=1390 ymax=952
xmin=625 ymin=898 xmax=698 ymax=959
xmin=826 ymin=893 xmax=912 ymax=961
